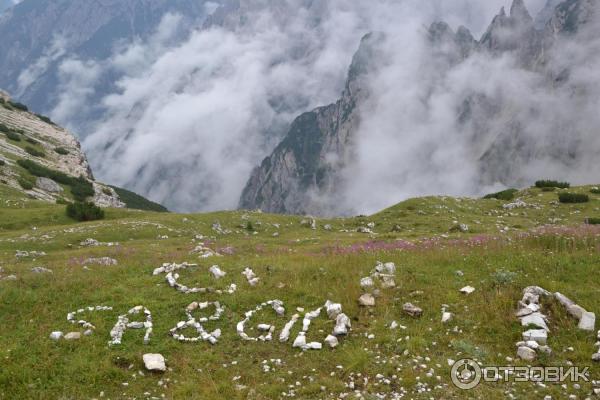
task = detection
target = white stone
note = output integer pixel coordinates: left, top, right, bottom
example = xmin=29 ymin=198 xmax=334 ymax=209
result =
xmin=324 ymin=335 xmax=339 ymax=348
xmin=143 ymin=354 xmax=166 ymax=372
xmin=358 ymin=293 xmax=375 ymax=307
xmin=209 ymin=265 xmax=226 ymax=279
xmin=460 ymin=286 xmax=475 ymax=295
xmin=49 ymin=331 xmax=63 ymax=340
xmin=64 ymin=332 xmax=81 ymax=340
xmin=517 ymin=346 xmax=536 ymax=361
xmin=520 ymin=313 xmax=549 ymax=331
xmin=522 ymin=329 xmax=547 ymax=345
xmin=441 ymin=312 xmax=453 ymax=324
xmin=578 ymin=312 xmax=596 ymax=331
xmin=360 ymin=277 xmax=374 ymax=289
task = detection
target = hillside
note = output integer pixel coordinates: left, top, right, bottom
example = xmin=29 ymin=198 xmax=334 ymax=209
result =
xmin=1 ymin=181 xmax=599 ymax=398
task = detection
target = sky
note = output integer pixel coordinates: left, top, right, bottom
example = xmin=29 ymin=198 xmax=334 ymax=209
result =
xmin=33 ymin=0 xmax=596 ymax=214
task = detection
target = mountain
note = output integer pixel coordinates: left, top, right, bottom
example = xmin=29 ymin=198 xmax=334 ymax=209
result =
xmin=0 ymin=0 xmax=222 ymax=115
xmin=240 ymin=0 xmax=600 ymax=215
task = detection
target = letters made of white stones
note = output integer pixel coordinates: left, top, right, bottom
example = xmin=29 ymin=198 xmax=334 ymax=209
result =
xmin=516 ymin=287 xmax=597 ymax=361
xmin=109 ymin=306 xmax=153 ymax=346
xmin=153 ymin=262 xmax=237 ymax=295
xmin=50 ymin=305 xmax=114 ymax=340
xmin=237 ymin=300 xmax=285 ymax=342
xmin=170 ymin=301 xmax=224 ymax=344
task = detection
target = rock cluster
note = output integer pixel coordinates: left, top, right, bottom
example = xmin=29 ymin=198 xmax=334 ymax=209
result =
xmin=171 ymin=301 xmax=224 ymax=344
xmin=515 ymin=287 xmax=552 ymax=361
xmin=290 ymin=301 xmax=350 ymax=350
xmin=554 ymin=292 xmax=595 ymax=331
xmin=83 ymin=257 xmax=117 ymax=266
xmin=153 ymin=262 xmax=237 ymax=295
xmin=359 ymin=261 xmax=396 ymax=307
xmin=50 ymin=305 xmax=113 ymax=341
xmin=242 ymin=267 xmax=260 ymax=286
xmin=190 ymin=243 xmax=221 ymax=258
xmin=109 ymin=305 xmax=152 ymax=346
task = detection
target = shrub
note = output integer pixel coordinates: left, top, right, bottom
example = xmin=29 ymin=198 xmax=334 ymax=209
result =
xmin=66 ymin=202 xmax=105 ymax=222
xmin=245 ymin=221 xmax=254 ymax=231
xmin=69 ymin=176 xmax=95 ymax=202
xmin=483 ymin=188 xmax=518 ymax=201
xmin=17 ymin=177 xmax=34 ymax=190
xmin=0 ymin=123 xmax=9 ymax=132
xmin=490 ymin=269 xmax=517 ymax=288
xmin=0 ymin=159 xmax=5 ymax=166
xmin=536 ymin=180 xmax=570 ymax=189
xmin=16 ymin=159 xmax=94 ymax=201
xmin=109 ymin=185 xmax=168 ymax=212
xmin=4 ymin=131 xmax=21 ymax=141
xmin=36 ymin=114 xmax=55 ymax=125
xmin=8 ymin=100 xmax=28 ymax=112
xmin=54 ymin=147 xmax=69 ymax=155
xmin=25 ymin=137 xmax=38 ymax=145
xmin=25 ymin=146 xmax=45 ymax=158
xmin=585 ymin=218 xmax=600 ymax=225
xmin=102 ymin=187 xmax=112 ymax=196
xmin=559 ymin=193 xmax=589 ymax=204
xmin=591 ymin=188 xmax=600 ymax=194
xmin=541 ymin=187 xmax=556 ymax=192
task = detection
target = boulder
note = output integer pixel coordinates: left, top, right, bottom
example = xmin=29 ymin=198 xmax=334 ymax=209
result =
xmin=36 ymin=177 xmax=63 ymax=193
xmin=49 ymin=331 xmax=63 ymax=340
xmin=143 ymin=353 xmax=166 ymax=372
xmin=567 ymin=304 xmax=586 ymax=320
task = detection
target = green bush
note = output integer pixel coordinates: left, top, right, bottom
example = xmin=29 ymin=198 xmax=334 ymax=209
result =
xmin=585 ymin=218 xmax=600 ymax=225
xmin=591 ymin=188 xmax=600 ymax=194
xmin=8 ymin=101 xmax=28 ymax=112
xmin=69 ymin=177 xmax=95 ymax=202
xmin=26 ymin=137 xmax=38 ymax=145
xmin=17 ymin=177 xmax=34 ymax=190
xmin=0 ymin=159 xmax=5 ymax=166
xmin=17 ymin=159 xmax=94 ymax=201
xmin=483 ymin=188 xmax=518 ymax=201
xmin=541 ymin=187 xmax=556 ymax=192
xmin=536 ymin=180 xmax=570 ymax=189
xmin=54 ymin=147 xmax=69 ymax=155
xmin=110 ymin=185 xmax=168 ymax=212
xmin=25 ymin=146 xmax=45 ymax=158
xmin=558 ymin=193 xmax=589 ymax=204
xmin=66 ymin=202 xmax=105 ymax=222
xmin=0 ymin=123 xmax=9 ymax=132
xmin=4 ymin=131 xmax=21 ymax=141
xmin=36 ymin=114 xmax=55 ymax=125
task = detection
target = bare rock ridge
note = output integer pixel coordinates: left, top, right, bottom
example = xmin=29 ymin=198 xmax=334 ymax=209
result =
xmin=239 ymin=0 xmax=599 ymax=216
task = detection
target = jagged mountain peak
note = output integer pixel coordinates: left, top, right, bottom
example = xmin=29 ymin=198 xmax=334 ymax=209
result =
xmin=510 ymin=0 xmax=533 ymax=23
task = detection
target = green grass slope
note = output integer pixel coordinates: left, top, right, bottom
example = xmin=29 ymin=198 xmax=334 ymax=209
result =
xmin=0 ymin=184 xmax=599 ymax=399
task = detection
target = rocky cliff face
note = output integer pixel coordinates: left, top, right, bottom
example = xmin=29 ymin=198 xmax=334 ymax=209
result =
xmin=240 ymin=0 xmax=600 ymax=215
xmin=0 ymin=90 xmax=123 ymax=206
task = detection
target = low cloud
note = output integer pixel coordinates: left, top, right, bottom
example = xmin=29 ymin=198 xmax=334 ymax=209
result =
xmin=51 ymin=0 xmax=552 ymax=212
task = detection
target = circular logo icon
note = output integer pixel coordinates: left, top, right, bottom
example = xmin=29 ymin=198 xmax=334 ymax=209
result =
xmin=451 ymin=358 xmax=482 ymax=390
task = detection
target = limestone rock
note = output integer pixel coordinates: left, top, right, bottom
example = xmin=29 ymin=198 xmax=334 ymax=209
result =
xmin=64 ymin=332 xmax=81 ymax=340
xmin=403 ymin=303 xmax=423 ymax=318
xmin=358 ymin=294 xmax=375 ymax=307
xmin=143 ymin=353 xmax=166 ymax=372
xmin=578 ymin=312 xmax=595 ymax=331
xmin=517 ymin=346 xmax=536 ymax=361
xmin=36 ymin=177 xmax=63 ymax=193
